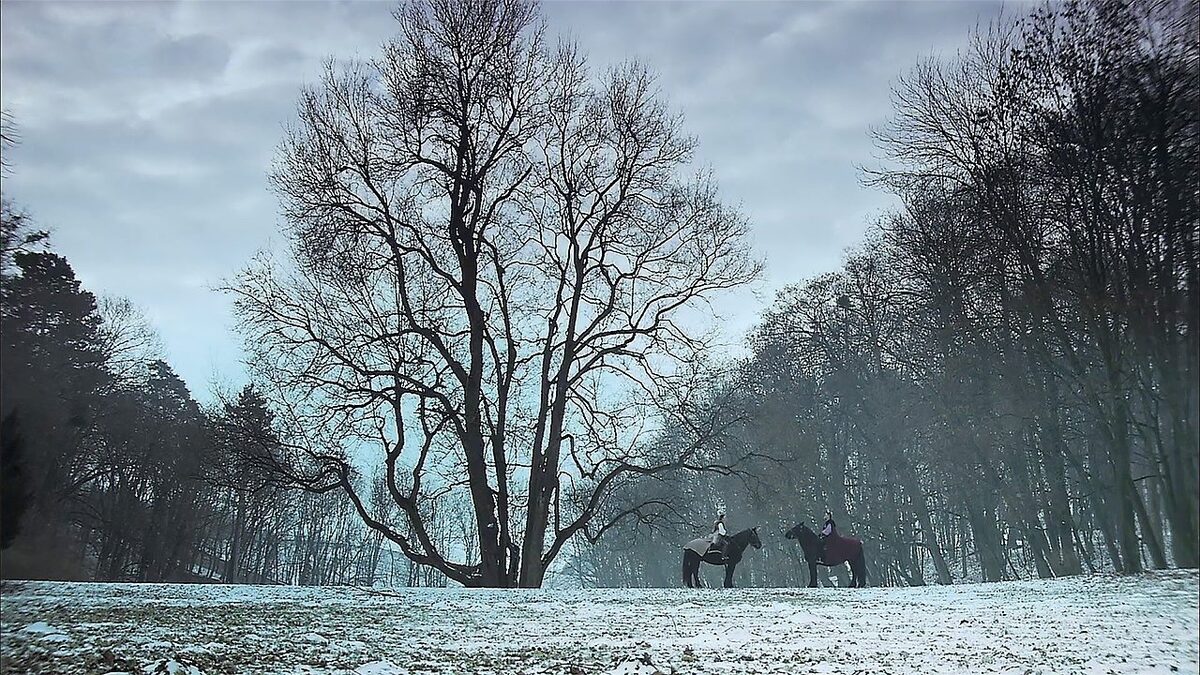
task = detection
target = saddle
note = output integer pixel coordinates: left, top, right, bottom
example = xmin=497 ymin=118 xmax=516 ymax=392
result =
xmin=683 ymin=536 xmax=729 ymax=561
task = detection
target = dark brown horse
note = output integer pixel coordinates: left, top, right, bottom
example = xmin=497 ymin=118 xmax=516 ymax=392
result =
xmin=785 ymin=521 xmax=867 ymax=587
xmin=681 ymin=527 xmax=762 ymax=588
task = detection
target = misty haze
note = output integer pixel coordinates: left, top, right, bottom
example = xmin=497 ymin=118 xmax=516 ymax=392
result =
xmin=0 ymin=0 xmax=1196 ymax=673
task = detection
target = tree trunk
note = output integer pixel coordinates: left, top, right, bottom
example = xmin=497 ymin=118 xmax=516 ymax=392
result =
xmin=904 ymin=470 xmax=952 ymax=584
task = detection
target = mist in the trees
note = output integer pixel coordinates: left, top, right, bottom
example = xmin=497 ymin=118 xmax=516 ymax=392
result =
xmin=572 ymin=0 xmax=1198 ymax=587
xmin=0 ymin=0 xmax=1194 ymax=593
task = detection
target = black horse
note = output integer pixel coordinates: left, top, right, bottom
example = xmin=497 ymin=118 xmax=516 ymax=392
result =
xmin=785 ymin=521 xmax=867 ymax=588
xmin=681 ymin=526 xmax=763 ymax=588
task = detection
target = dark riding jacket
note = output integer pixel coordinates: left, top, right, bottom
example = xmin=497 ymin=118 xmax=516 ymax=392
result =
xmin=821 ymin=517 xmax=837 ymax=538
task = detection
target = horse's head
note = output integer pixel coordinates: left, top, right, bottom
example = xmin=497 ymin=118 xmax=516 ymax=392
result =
xmin=749 ymin=526 xmax=763 ymax=550
xmin=784 ymin=521 xmax=819 ymax=551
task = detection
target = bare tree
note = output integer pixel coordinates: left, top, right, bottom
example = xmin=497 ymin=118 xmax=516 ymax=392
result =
xmin=229 ymin=0 xmax=760 ymax=587
xmin=0 ymin=109 xmax=18 ymax=175
xmin=97 ymin=297 xmax=164 ymax=387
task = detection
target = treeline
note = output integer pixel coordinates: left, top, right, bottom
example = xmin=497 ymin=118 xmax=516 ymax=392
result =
xmin=576 ymin=0 xmax=1197 ymax=587
xmin=1 ymin=0 xmax=1194 ymax=590
xmin=0 ymin=195 xmax=439 ymax=585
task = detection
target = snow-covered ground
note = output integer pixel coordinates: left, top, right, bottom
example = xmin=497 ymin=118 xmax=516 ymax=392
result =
xmin=1 ymin=571 xmax=1196 ymax=674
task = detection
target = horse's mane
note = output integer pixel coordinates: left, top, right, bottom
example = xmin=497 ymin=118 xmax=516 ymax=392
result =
xmin=792 ymin=523 xmax=821 ymax=553
xmin=730 ymin=527 xmax=756 ymax=542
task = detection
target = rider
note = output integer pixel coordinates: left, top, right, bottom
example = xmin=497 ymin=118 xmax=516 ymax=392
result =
xmin=820 ymin=510 xmax=838 ymax=538
xmin=820 ymin=510 xmax=837 ymax=560
xmin=711 ymin=510 xmax=729 ymax=559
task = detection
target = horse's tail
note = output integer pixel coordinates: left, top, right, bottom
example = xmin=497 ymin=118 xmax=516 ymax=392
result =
xmin=681 ymin=551 xmax=690 ymax=586
xmin=855 ymin=547 xmax=868 ymax=587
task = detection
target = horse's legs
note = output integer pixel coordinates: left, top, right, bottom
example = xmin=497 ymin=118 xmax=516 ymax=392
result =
xmin=724 ymin=563 xmax=735 ymax=588
xmin=808 ymin=562 xmax=818 ymax=588
xmin=855 ymin=551 xmax=868 ymax=587
xmin=848 ymin=561 xmax=858 ymax=588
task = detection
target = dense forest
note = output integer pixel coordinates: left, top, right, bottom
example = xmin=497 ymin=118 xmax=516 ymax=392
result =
xmin=1 ymin=0 xmax=1196 ymax=588
xmin=0 ymin=173 xmax=439 ymax=584
xmin=577 ymin=0 xmax=1199 ymax=587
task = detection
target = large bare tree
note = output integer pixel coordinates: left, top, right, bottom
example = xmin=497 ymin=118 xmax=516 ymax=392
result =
xmin=230 ymin=0 xmax=760 ymax=587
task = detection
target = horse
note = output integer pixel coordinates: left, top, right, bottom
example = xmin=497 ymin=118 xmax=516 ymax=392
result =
xmin=681 ymin=526 xmax=763 ymax=588
xmin=784 ymin=521 xmax=867 ymax=588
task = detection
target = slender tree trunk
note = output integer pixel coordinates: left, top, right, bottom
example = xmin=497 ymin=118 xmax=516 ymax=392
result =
xmin=225 ymin=493 xmax=244 ymax=582
xmin=903 ymin=470 xmax=952 ymax=584
xmin=1131 ymin=481 xmax=1167 ymax=569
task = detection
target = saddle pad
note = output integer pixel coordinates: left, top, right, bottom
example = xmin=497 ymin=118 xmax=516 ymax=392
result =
xmin=683 ymin=536 xmax=713 ymax=557
xmin=823 ymin=534 xmax=862 ymax=565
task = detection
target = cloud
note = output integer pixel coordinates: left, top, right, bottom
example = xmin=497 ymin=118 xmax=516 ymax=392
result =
xmin=0 ymin=0 xmax=1016 ymax=395
xmin=152 ymin=33 xmax=231 ymax=79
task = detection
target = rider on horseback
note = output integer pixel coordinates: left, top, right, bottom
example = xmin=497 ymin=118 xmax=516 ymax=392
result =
xmin=711 ymin=510 xmax=729 ymax=560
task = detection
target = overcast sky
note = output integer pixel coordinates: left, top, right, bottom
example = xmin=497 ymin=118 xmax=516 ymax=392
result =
xmin=0 ymin=0 xmax=1016 ymax=400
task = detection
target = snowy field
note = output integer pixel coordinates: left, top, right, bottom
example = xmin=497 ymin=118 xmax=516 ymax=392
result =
xmin=1 ymin=571 xmax=1196 ymax=675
